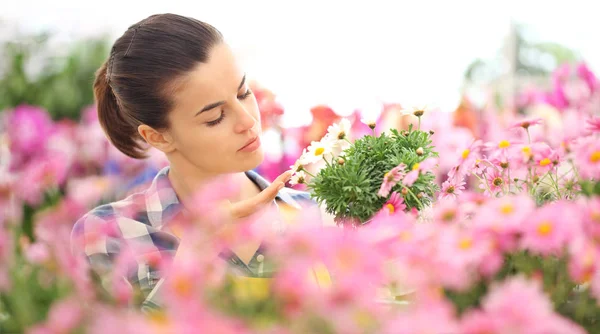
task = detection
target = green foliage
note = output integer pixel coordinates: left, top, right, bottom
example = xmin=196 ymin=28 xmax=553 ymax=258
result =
xmin=0 ymin=31 xmax=110 ymax=120
xmin=309 ymin=126 xmax=439 ymax=224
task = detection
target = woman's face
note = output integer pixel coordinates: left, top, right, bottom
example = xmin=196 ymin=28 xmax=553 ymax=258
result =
xmin=165 ymin=42 xmax=263 ymax=175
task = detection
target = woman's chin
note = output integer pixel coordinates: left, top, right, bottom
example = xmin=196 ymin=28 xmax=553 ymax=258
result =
xmin=239 ymin=148 xmax=265 ymax=171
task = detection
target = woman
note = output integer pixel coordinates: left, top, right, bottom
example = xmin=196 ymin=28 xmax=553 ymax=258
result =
xmin=70 ymin=13 xmax=315 ymax=313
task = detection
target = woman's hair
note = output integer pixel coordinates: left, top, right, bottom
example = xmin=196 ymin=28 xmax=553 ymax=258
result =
xmin=94 ymin=13 xmax=223 ymax=158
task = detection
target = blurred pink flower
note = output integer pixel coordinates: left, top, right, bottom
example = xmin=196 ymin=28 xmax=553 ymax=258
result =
xmin=13 ymin=155 xmax=70 ymax=205
xmin=576 ymin=62 xmax=599 ymax=94
xmin=460 ymin=309 xmax=499 ymax=334
xmin=383 ymin=298 xmax=460 ymax=334
xmin=402 ymin=158 xmax=438 ymax=187
xmin=377 ymin=163 xmax=407 ymax=197
xmin=586 ymin=116 xmax=600 ymax=133
xmin=472 ymin=195 xmax=535 ymax=250
xmin=25 ymin=242 xmax=50 ymax=264
xmin=6 ymin=105 xmax=54 ymax=168
xmin=480 ymin=276 xmax=585 ymax=334
xmin=521 ymin=201 xmax=582 ymax=256
xmin=568 ymin=236 xmax=598 ymax=284
xmin=44 ymin=297 xmax=84 ymax=334
xmin=510 ymin=117 xmax=543 ymax=130
xmin=580 ymin=197 xmax=600 ymax=241
xmin=572 ymin=136 xmax=600 ymax=180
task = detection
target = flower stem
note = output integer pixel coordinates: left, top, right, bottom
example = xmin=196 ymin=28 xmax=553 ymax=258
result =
xmin=303 ymin=170 xmax=317 ymax=178
xmin=526 ymin=128 xmax=531 ymax=144
xmin=404 ymin=186 xmax=423 ymax=210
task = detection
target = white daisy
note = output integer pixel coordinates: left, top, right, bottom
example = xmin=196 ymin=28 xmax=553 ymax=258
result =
xmin=289 ymin=171 xmax=307 ymax=186
xmin=326 ymin=118 xmax=352 ymax=140
xmin=399 ymin=105 xmax=431 ymax=117
xmin=303 ymin=140 xmax=333 ymax=164
xmin=361 ymin=117 xmax=377 ymax=129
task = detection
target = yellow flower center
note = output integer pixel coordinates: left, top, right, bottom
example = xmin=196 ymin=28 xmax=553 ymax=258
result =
xmin=442 ymin=210 xmax=456 ymax=221
xmin=498 ymin=140 xmax=511 ymax=149
xmin=537 ymin=221 xmax=553 ymax=236
xmin=493 ymin=177 xmax=503 ymax=186
xmin=500 ymin=203 xmax=514 ymax=215
xmin=412 ymin=163 xmax=420 ymax=171
xmin=173 ymin=276 xmax=193 ymax=297
xmin=590 ymin=151 xmax=600 ymax=163
xmin=461 ymin=149 xmax=470 ymax=159
xmin=591 ymin=210 xmax=600 ymax=223
xmin=539 ymin=158 xmax=551 ymax=167
xmin=386 ymin=203 xmax=395 ymax=214
xmin=399 ymin=231 xmax=411 ymax=241
xmin=522 ymin=146 xmax=532 ymax=156
xmin=459 ymin=237 xmax=472 ymax=250
xmin=314 ymin=147 xmax=325 ymax=156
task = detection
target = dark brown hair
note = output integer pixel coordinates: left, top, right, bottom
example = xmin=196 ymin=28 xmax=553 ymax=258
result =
xmin=94 ymin=13 xmax=223 ymax=158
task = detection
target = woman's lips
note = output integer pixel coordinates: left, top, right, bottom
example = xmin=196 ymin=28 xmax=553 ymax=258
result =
xmin=238 ymin=136 xmax=261 ymax=152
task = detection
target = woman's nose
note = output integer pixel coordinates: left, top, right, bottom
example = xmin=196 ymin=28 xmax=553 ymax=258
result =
xmin=233 ymin=103 xmax=257 ymax=134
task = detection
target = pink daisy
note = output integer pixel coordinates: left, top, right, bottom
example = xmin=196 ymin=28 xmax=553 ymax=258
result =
xmin=586 ymin=116 xmax=600 ymax=133
xmin=377 ymin=163 xmax=407 ymax=197
xmin=479 ymin=166 xmax=505 ymax=196
xmin=381 ymin=192 xmax=406 ymax=215
xmin=402 ymin=157 xmax=438 ymax=187
xmin=573 ymin=136 xmax=600 ymax=180
xmin=439 ymin=178 xmax=466 ymax=200
xmin=510 ymin=117 xmax=543 ymax=130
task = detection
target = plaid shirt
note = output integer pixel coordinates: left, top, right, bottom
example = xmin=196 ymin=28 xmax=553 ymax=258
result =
xmin=70 ymin=166 xmax=312 ymax=312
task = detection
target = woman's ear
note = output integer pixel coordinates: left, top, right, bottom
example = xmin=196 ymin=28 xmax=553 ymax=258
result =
xmin=138 ymin=124 xmax=176 ymax=154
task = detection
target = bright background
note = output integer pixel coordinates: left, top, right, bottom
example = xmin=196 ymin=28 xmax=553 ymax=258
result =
xmin=3 ymin=0 xmax=600 ymax=126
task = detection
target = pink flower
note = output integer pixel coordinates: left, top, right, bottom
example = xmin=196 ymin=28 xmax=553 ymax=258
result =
xmin=377 ymin=163 xmax=407 ymax=197
xmin=45 ymin=297 xmax=84 ymax=333
xmin=577 ymin=62 xmax=599 ymax=93
xmin=472 ymin=195 xmax=535 ymax=250
xmin=585 ymin=116 xmax=600 ymax=133
xmin=432 ymin=197 xmax=464 ymax=224
xmin=520 ymin=201 xmax=582 ymax=256
xmin=531 ymin=142 xmax=559 ymax=174
xmin=479 ymin=276 xmax=585 ymax=334
xmin=380 ymin=192 xmax=406 ymax=215
xmin=439 ymin=178 xmax=466 ymax=200
xmin=479 ymin=166 xmax=505 ymax=196
xmin=573 ymin=136 xmax=600 ymax=180
xmin=25 ymin=242 xmax=50 ymax=264
xmin=510 ymin=117 xmax=543 ymax=130
xmin=581 ymin=197 xmax=600 ymax=241
xmin=13 ymin=155 xmax=70 ymax=206
xmin=568 ymin=236 xmax=598 ymax=284
xmin=436 ymin=226 xmax=491 ymax=290
xmin=6 ymin=105 xmax=54 ymax=168
xmin=460 ymin=309 xmax=499 ymax=334
xmin=382 ymin=298 xmax=460 ymax=334
xmin=402 ymin=158 xmax=438 ymax=187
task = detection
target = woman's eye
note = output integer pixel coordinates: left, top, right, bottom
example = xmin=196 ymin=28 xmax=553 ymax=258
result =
xmin=238 ymin=89 xmax=253 ymax=100
xmin=206 ymin=110 xmax=225 ymax=127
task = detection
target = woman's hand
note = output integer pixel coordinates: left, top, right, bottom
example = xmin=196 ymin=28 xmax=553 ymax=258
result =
xmin=228 ymin=170 xmax=292 ymax=219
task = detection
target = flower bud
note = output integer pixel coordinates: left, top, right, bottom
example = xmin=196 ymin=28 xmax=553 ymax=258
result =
xmin=401 ymin=188 xmax=408 ymax=195
xmin=417 ymin=192 xmax=424 ymax=199
xmin=338 ymin=158 xmax=345 ymax=165
xmin=416 ymin=147 xmax=424 ymax=156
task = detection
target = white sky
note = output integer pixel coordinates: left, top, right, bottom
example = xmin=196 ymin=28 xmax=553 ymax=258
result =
xmin=3 ymin=0 xmax=600 ymax=126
